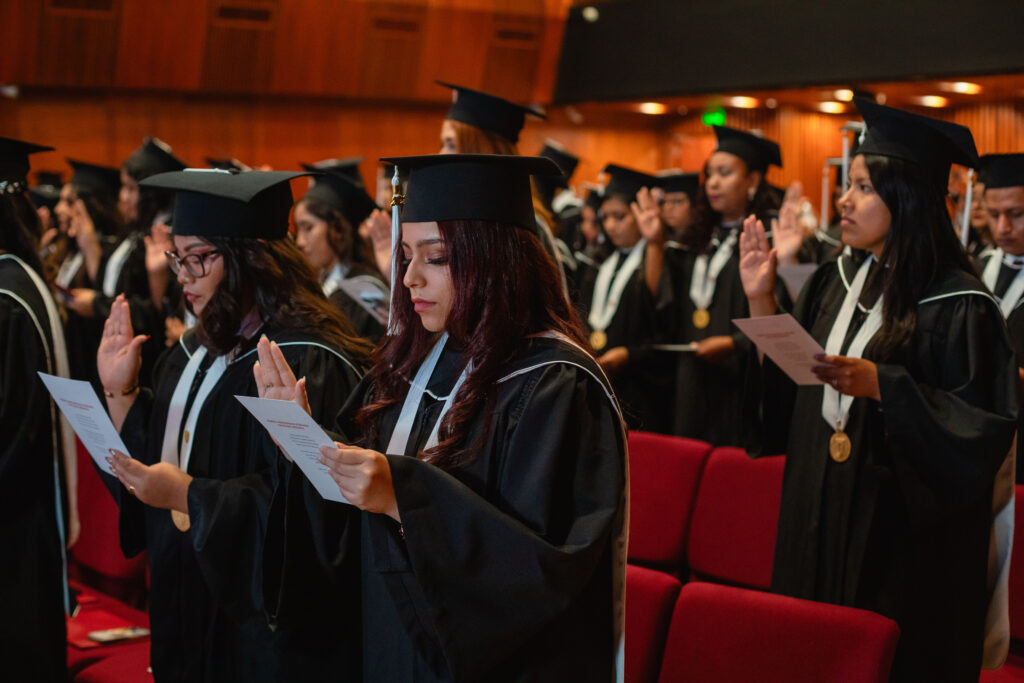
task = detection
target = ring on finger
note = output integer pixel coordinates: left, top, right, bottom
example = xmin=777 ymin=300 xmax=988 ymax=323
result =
xmin=128 ymin=485 xmax=136 ymax=496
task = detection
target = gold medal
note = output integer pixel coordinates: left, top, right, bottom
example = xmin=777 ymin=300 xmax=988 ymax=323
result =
xmin=590 ymin=329 xmax=607 ymax=351
xmin=171 ymin=509 xmax=191 ymax=532
xmin=829 ymin=429 xmax=851 ymax=463
xmin=693 ymin=308 xmax=710 ymax=329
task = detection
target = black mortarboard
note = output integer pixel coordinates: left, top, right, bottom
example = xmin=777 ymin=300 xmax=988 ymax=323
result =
xmin=302 ymin=171 xmax=378 ymax=228
xmin=712 ymin=126 xmax=782 ymax=173
xmin=0 ymin=136 xmax=54 ymax=185
xmin=539 ymin=140 xmax=578 ymax=187
xmin=654 ymin=170 xmax=700 ymax=199
xmin=206 ymin=157 xmax=252 ymax=173
xmin=301 ymin=157 xmax=365 ymax=189
xmin=124 ymin=137 xmax=187 ymax=178
xmin=29 ymin=170 xmax=63 ymax=210
xmin=979 ymin=154 xmax=1024 ymax=190
xmin=602 ymin=164 xmax=658 ymax=202
xmin=584 ymin=183 xmax=605 ymax=211
xmin=438 ymin=81 xmax=546 ymax=144
xmin=379 ymin=154 xmax=561 ymax=232
xmin=854 ymin=97 xmax=978 ymax=191
xmin=67 ymin=159 xmax=121 ymax=200
xmin=140 ymin=169 xmax=309 ymax=239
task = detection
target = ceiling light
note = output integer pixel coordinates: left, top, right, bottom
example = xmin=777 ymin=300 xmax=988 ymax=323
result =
xmin=914 ymin=95 xmax=949 ymax=108
xmin=817 ymin=101 xmax=845 ymax=114
xmin=939 ymin=81 xmax=982 ymax=94
xmin=765 ymin=98 xmax=778 ymax=109
xmin=637 ymin=102 xmax=667 ymax=115
xmin=833 ymin=88 xmax=854 ymax=102
xmin=724 ymin=96 xmax=759 ymax=109
xmin=875 ymin=93 xmax=887 ymax=104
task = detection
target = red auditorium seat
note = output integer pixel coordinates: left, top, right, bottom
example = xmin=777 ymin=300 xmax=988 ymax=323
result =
xmin=74 ymin=642 xmax=152 ymax=683
xmin=626 ymin=564 xmax=683 ymax=683
xmin=658 ymin=582 xmax=899 ymax=683
xmin=71 ymin=440 xmax=147 ymax=607
xmin=687 ymin=447 xmax=785 ymax=590
xmin=67 ymin=581 xmax=150 ymax=680
xmin=980 ymin=485 xmax=1024 ymax=682
xmin=627 ymin=431 xmax=711 ymax=573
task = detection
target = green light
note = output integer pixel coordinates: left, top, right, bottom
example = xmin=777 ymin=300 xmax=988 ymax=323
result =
xmin=701 ymin=108 xmax=726 ymax=127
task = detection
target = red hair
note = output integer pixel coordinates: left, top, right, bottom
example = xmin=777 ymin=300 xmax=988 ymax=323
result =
xmin=356 ymin=219 xmax=587 ymax=469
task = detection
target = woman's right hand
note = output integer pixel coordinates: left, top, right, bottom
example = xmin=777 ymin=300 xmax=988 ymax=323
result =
xmin=254 ymin=335 xmax=311 ymax=416
xmin=97 ymin=295 xmax=146 ymax=395
xmin=739 ymin=214 xmax=777 ymax=297
xmin=632 ymin=187 xmax=665 ymax=246
xmin=68 ymin=199 xmax=99 ymax=252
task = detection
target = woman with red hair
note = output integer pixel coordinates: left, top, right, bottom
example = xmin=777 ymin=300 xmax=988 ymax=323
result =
xmin=259 ymin=153 xmax=627 ymax=681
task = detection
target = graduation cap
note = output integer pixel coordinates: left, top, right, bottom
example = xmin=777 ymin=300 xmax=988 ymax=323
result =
xmin=206 ymin=157 xmax=252 ymax=173
xmin=302 ymin=157 xmax=365 ymax=189
xmin=301 ymin=170 xmax=379 ymax=228
xmin=0 ymin=136 xmax=54 ymax=187
xmin=438 ymin=81 xmax=546 ymax=144
xmin=601 ymin=164 xmax=658 ymax=202
xmin=854 ymin=97 xmax=978 ymax=191
xmin=584 ymin=183 xmax=605 ymax=211
xmin=27 ymin=170 xmax=63 ymax=209
xmin=979 ymin=154 xmax=1024 ymax=190
xmin=140 ymin=169 xmax=310 ymax=239
xmin=712 ymin=126 xmax=782 ymax=173
xmin=379 ymin=153 xmax=561 ymax=232
xmin=538 ymin=140 xmax=578 ymax=187
xmin=654 ymin=170 xmax=700 ymax=199
xmin=124 ymin=137 xmax=187 ymax=178
xmin=67 ymin=159 xmax=121 ymax=201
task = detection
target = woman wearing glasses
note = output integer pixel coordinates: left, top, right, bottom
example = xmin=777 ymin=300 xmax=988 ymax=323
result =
xmin=95 ymin=170 xmax=372 ymax=682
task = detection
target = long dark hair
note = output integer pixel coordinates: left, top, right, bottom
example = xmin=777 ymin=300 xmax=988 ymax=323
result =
xmin=356 ymin=219 xmax=587 ymax=470
xmin=0 ymin=192 xmax=45 ymax=277
xmin=860 ymin=154 xmax=977 ymax=361
xmin=295 ymin=197 xmax=378 ymax=273
xmin=123 ymin=161 xmax=175 ymax=232
xmin=681 ymin=162 xmax=780 ymax=252
xmin=194 ymin=235 xmax=374 ymax=363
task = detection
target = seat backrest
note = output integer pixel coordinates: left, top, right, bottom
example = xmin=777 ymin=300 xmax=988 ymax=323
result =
xmin=658 ymin=582 xmax=900 ymax=683
xmin=625 ymin=564 xmax=682 ymax=683
xmin=626 ymin=431 xmax=711 ymax=572
xmin=686 ymin=447 xmax=785 ymax=589
xmin=1010 ymin=485 xmax=1024 ymax=641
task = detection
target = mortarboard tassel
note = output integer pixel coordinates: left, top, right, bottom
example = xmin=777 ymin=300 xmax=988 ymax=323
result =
xmin=960 ymin=168 xmax=974 ymax=249
xmin=388 ymin=166 xmax=404 ymax=335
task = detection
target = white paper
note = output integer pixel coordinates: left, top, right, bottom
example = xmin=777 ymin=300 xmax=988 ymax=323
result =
xmin=235 ymin=395 xmax=349 ymax=504
xmin=649 ymin=343 xmax=698 ymax=352
xmin=732 ymin=314 xmax=825 ymax=385
xmin=38 ymin=372 xmax=131 ymax=475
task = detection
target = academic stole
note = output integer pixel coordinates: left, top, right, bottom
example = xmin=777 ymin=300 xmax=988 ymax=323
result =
xmin=56 ymin=251 xmax=84 ymax=289
xmin=821 ymin=256 xmax=882 ymax=463
xmin=160 ymin=347 xmax=229 ymax=531
xmin=101 ymin=235 xmax=135 ymax=297
xmin=689 ymin=229 xmax=738 ymax=330
xmin=0 ymin=254 xmax=76 ymax=614
xmin=982 ymin=249 xmax=1024 ymax=318
xmin=587 ymin=240 xmax=646 ymax=352
xmin=386 ymin=332 xmax=471 ymax=456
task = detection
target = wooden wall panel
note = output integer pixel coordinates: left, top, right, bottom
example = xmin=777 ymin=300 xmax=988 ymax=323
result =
xmin=115 ymin=0 xmax=208 ymax=90
xmin=416 ymin=7 xmax=488 ymax=99
xmin=269 ymin=0 xmax=362 ymax=96
xmin=357 ymin=3 xmax=427 ymax=99
xmin=35 ymin=0 xmax=122 ymax=87
xmin=0 ymin=0 xmax=42 ymax=83
xmin=201 ymin=0 xmax=278 ymax=93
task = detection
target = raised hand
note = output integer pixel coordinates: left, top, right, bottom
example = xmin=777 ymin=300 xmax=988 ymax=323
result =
xmin=68 ymin=199 xmax=98 ymax=251
xmin=145 ymin=222 xmax=173 ymax=276
xmin=254 ymin=335 xmax=311 ymax=415
xmin=319 ymin=443 xmax=399 ymax=521
xmin=97 ymin=295 xmax=146 ymax=396
xmin=631 ymin=187 xmax=665 ymax=246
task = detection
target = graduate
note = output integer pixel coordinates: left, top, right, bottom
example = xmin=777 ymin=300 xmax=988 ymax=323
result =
xmin=0 ymin=136 xmax=78 ymax=683
xmin=639 ymin=125 xmax=786 ymax=447
xmin=295 ymin=159 xmax=389 ymax=342
xmin=579 ymin=163 xmax=669 ymax=431
xmin=976 ymin=153 xmax=1024 ymax=483
xmin=259 ymin=153 xmax=627 ymax=682
xmin=739 ymin=99 xmax=1018 ymax=681
xmin=653 ymin=169 xmax=699 ymax=242
xmin=96 ymin=169 xmax=372 ymax=681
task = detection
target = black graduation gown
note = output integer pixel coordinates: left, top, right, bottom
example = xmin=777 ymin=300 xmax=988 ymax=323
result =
xmin=762 ymin=255 xmax=1018 ymax=682
xmin=0 ymin=257 xmax=70 ymax=683
xmin=327 ymin=262 xmax=388 ymax=344
xmin=62 ymin=236 xmax=117 ymax=388
xmin=652 ymin=230 xmax=791 ymax=448
xmin=578 ymin=248 xmax=669 ymax=432
xmin=98 ymin=327 xmax=363 ymax=682
xmin=272 ymin=337 xmax=627 ymax=682
xmin=796 ymin=223 xmax=843 ymax=264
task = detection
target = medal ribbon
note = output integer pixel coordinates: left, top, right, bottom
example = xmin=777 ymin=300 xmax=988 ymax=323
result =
xmin=820 ymin=255 xmax=883 ymax=431
xmin=56 ymin=252 xmax=84 ymax=289
xmin=101 ymin=236 xmax=135 ymax=297
xmin=982 ymin=248 xmax=1024 ymax=318
xmin=160 ymin=346 xmax=229 ymax=472
xmin=321 ymin=262 xmax=348 ymax=298
xmin=689 ymin=230 xmax=738 ymax=312
xmin=587 ymin=239 xmax=646 ymax=334
xmin=386 ymin=332 xmax=472 ymax=457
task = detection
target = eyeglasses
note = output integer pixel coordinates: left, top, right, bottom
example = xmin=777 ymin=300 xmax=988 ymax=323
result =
xmin=165 ymin=249 xmax=221 ymax=278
